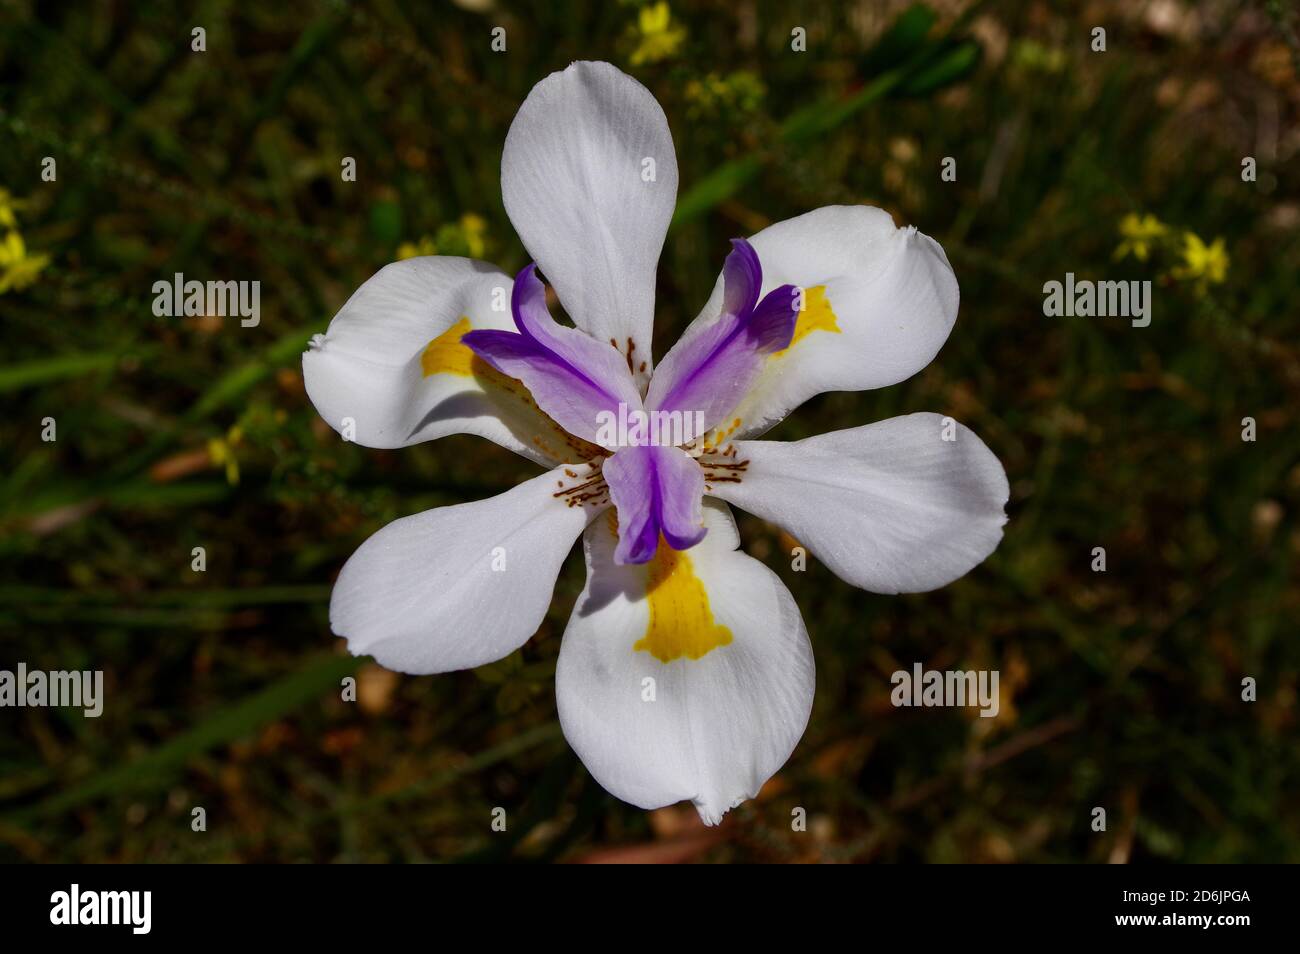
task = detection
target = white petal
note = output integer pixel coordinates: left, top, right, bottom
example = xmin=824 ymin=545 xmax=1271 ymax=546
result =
xmin=687 ymin=205 xmax=959 ymax=440
xmin=501 ymin=61 xmax=677 ymax=387
xmin=709 ymin=413 xmax=1009 ymax=594
xmin=303 ymin=256 xmax=597 ymax=465
xmin=556 ymin=501 xmax=813 ymax=825
xmin=331 ymin=465 xmax=604 ymax=674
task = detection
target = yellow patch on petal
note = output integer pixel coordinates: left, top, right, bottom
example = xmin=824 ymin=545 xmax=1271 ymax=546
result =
xmin=635 ymin=538 xmax=733 ymax=663
xmin=775 ymin=284 xmax=840 ymax=356
xmin=419 ymin=315 xmax=603 ymax=464
xmin=420 ymin=316 xmax=476 ymax=376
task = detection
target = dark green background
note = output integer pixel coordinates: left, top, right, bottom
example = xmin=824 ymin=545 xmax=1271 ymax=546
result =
xmin=1 ymin=0 xmax=1297 ymax=862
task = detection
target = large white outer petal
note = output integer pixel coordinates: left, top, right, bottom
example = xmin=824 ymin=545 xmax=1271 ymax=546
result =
xmin=303 ymin=256 xmax=586 ymax=465
xmin=501 ymin=61 xmax=677 ymax=387
xmin=710 ymin=413 xmax=1009 ymax=594
xmin=330 ymin=466 xmax=603 ymax=674
xmin=687 ymin=205 xmax=959 ymax=440
xmin=557 ymin=502 xmax=814 ymax=825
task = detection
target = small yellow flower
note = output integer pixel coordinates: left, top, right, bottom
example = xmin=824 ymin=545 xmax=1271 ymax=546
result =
xmin=1114 ymin=213 xmax=1168 ymax=262
xmin=0 ymin=229 xmax=51 ymax=294
xmin=401 ymin=214 xmax=491 ymax=261
xmin=1173 ymin=232 xmax=1229 ymax=286
xmin=0 ymin=188 xmax=25 ymax=229
xmin=206 ymin=425 xmax=244 ymax=486
xmin=397 ymin=236 xmax=437 ymax=260
xmin=630 ymin=2 xmax=686 ymax=66
xmin=684 ymin=70 xmax=766 ymax=120
xmin=459 ymin=213 xmax=488 ymax=259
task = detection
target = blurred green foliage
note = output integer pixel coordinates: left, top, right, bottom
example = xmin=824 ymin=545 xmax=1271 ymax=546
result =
xmin=0 ymin=0 xmax=1297 ymax=862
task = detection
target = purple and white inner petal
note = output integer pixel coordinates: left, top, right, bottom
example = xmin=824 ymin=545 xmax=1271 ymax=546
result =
xmin=602 ymin=443 xmax=706 ymax=565
xmin=463 ymin=264 xmax=642 ymax=448
xmin=646 ymin=238 xmax=799 ymax=435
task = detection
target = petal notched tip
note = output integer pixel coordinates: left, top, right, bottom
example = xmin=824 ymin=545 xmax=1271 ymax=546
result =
xmin=460 ymin=327 xmax=537 ymax=372
xmin=612 ymin=524 xmax=708 ymax=566
xmin=721 ymin=236 xmax=762 ymax=317
xmin=693 ymin=791 xmax=751 ymax=828
xmin=661 ymin=523 xmax=707 ymax=553
xmin=747 ymin=284 xmax=800 ymax=353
